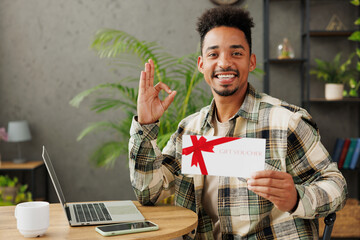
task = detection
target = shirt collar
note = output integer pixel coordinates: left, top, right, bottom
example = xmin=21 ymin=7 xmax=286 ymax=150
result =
xmin=202 ymin=83 xmax=261 ymax=128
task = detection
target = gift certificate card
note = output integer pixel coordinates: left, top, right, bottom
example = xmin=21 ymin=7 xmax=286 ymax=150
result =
xmin=181 ymin=135 xmax=266 ymax=178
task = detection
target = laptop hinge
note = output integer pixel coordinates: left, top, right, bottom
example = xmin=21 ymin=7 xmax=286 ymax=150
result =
xmin=65 ymin=205 xmax=72 ymax=221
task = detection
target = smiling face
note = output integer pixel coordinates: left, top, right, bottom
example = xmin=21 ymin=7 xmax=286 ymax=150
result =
xmin=197 ymin=26 xmax=256 ymax=99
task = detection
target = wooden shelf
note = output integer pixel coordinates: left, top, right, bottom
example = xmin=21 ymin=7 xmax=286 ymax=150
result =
xmin=340 ymin=168 xmax=360 ymax=172
xmin=309 ymin=30 xmax=355 ymax=37
xmin=0 ymin=161 xmax=48 ymax=201
xmin=0 ymin=161 xmax=43 ymax=170
xmin=268 ymin=58 xmax=307 ymax=63
xmin=309 ymin=98 xmax=360 ymax=103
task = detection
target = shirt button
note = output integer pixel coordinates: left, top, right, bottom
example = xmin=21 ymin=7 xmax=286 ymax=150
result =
xmin=138 ymin=130 xmax=143 ymax=135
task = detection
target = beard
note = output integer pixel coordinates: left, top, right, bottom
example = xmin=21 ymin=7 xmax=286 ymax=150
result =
xmin=213 ymin=86 xmax=239 ymax=96
xmin=211 ymin=68 xmax=240 ymax=97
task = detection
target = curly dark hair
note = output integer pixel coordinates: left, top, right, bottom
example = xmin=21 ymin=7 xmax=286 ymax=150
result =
xmin=196 ymin=7 xmax=254 ymax=55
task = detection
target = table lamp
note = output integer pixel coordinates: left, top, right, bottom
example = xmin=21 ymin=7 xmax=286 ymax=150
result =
xmin=7 ymin=120 xmax=32 ymax=164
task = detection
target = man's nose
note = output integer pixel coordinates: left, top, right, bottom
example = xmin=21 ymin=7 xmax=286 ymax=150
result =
xmin=218 ymin=54 xmax=231 ymax=69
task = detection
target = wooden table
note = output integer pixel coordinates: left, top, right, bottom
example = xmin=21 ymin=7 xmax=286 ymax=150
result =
xmin=0 ymin=201 xmax=198 ymax=240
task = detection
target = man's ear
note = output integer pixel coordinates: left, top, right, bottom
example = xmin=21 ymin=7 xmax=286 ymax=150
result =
xmin=249 ymin=54 xmax=257 ymax=72
xmin=197 ymin=56 xmax=204 ymax=74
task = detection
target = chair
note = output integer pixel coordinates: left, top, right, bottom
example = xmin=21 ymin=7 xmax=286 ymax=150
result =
xmin=319 ymin=199 xmax=360 ymax=238
xmin=322 ymin=213 xmax=336 ymax=240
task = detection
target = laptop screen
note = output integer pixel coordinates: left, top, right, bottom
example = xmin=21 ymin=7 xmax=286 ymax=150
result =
xmin=42 ymin=146 xmax=67 ymax=208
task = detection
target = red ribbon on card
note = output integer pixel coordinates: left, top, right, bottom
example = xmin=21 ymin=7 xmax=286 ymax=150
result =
xmin=182 ymin=135 xmax=239 ymax=175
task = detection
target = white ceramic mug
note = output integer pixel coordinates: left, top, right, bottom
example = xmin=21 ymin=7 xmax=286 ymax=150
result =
xmin=15 ymin=201 xmax=49 ymax=238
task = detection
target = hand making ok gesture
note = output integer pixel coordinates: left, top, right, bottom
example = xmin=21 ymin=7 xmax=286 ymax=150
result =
xmin=137 ymin=59 xmax=177 ymax=125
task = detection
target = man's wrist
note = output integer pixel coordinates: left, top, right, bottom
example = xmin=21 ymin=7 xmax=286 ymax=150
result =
xmin=135 ymin=116 xmax=158 ymax=125
xmin=131 ymin=116 xmax=160 ymax=141
xmin=289 ymin=191 xmax=300 ymax=213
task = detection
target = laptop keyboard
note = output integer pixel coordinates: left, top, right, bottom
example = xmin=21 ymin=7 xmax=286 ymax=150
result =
xmin=73 ymin=203 xmax=112 ymax=223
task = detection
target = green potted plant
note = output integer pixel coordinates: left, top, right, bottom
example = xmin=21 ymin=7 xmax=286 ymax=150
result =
xmin=0 ymin=175 xmax=32 ymax=206
xmin=70 ymin=29 xmax=263 ymax=168
xmin=310 ymin=52 xmax=355 ymax=100
xmin=347 ymin=0 xmax=360 ymax=97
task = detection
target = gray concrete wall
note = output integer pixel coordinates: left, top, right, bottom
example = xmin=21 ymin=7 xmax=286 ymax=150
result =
xmin=0 ymin=0 xmax=264 ymax=203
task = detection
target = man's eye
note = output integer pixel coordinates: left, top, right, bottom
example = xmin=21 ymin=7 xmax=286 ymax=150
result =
xmin=208 ymin=53 xmax=217 ymax=57
xmin=233 ymin=52 xmax=243 ymax=56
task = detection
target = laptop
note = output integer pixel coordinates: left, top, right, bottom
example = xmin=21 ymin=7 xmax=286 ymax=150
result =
xmin=41 ymin=146 xmax=145 ymax=226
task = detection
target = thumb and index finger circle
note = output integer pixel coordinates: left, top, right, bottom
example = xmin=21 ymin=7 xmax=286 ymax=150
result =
xmin=154 ymin=82 xmax=173 ymax=94
xmin=161 ymin=91 xmax=177 ymax=111
xmin=153 ymin=82 xmax=176 ymax=110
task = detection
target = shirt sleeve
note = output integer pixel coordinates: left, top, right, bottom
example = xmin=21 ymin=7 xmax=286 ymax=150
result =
xmin=286 ymin=111 xmax=348 ymax=218
xmin=128 ymin=116 xmax=175 ymax=205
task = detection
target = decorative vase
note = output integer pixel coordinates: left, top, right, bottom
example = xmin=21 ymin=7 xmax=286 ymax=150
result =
xmin=277 ymin=38 xmax=295 ymax=59
xmin=325 ymin=83 xmax=344 ymax=100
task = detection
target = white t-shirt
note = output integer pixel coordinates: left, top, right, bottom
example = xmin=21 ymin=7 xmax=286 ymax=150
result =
xmin=202 ymin=111 xmax=231 ymax=240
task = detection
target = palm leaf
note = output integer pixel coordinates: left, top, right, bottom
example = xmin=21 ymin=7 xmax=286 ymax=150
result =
xmin=91 ymin=29 xmax=178 ymax=82
xmin=91 ymin=98 xmax=136 ymax=113
xmin=157 ymin=132 xmax=174 ymax=150
xmin=90 ymin=141 xmax=123 ymax=168
xmin=70 ymin=81 xmax=139 ymax=112
xmin=76 ymin=121 xmax=121 ymax=141
xmin=70 ymin=83 xmax=118 ymax=108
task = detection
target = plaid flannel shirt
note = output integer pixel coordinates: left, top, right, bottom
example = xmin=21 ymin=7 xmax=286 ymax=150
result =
xmin=129 ymin=84 xmax=347 ymax=240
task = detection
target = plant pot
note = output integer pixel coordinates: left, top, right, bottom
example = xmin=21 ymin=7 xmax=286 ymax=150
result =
xmin=0 ymin=186 xmax=18 ymax=203
xmin=325 ymin=83 xmax=344 ymax=100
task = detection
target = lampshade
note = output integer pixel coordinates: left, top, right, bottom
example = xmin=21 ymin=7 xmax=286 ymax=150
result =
xmin=7 ymin=120 xmax=32 ymax=142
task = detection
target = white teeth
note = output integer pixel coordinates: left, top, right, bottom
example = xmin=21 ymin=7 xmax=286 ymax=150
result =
xmin=217 ymin=74 xmax=235 ymax=79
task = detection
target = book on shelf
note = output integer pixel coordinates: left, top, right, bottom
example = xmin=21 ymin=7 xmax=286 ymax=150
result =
xmin=338 ymin=138 xmax=351 ymax=169
xmin=333 ymin=137 xmax=360 ymax=169
xmin=343 ymin=138 xmax=358 ymax=169
xmin=356 ymin=154 xmax=360 ymax=169
xmin=350 ymin=139 xmax=360 ymax=170
xmin=332 ymin=138 xmax=345 ymax=163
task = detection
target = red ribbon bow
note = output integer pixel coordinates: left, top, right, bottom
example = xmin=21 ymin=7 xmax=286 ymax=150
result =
xmin=182 ymin=135 xmax=239 ymax=175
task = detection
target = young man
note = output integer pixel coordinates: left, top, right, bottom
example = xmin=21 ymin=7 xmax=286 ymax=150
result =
xmin=129 ymin=7 xmax=347 ymax=239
